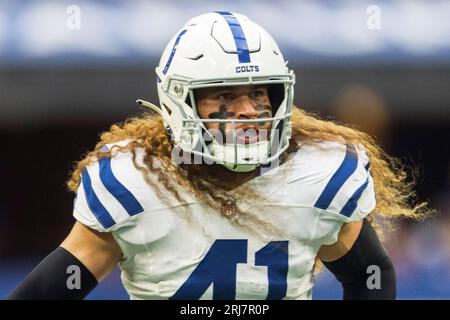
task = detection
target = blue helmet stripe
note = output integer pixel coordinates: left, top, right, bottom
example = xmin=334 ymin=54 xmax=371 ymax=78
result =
xmin=162 ymin=29 xmax=188 ymax=75
xmin=216 ymin=11 xmax=251 ymax=63
xmin=314 ymin=144 xmax=358 ymax=210
xmin=81 ymin=170 xmax=116 ymax=229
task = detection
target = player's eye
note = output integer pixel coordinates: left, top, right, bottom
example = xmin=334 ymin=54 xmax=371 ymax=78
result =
xmin=216 ymin=92 xmax=234 ymax=100
xmin=249 ymin=90 xmax=264 ymax=99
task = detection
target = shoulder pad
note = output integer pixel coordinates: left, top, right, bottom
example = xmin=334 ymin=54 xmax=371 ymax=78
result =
xmin=312 ymin=142 xmax=375 ymax=221
xmin=73 ymin=141 xmax=173 ymax=231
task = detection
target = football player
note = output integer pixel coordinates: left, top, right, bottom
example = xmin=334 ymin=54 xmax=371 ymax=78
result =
xmin=8 ymin=12 xmax=427 ymax=300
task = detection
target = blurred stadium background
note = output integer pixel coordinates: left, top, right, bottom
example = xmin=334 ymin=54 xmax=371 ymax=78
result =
xmin=0 ymin=0 xmax=449 ymax=299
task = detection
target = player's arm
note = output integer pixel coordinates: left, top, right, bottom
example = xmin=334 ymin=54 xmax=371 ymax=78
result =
xmin=318 ymin=218 xmax=396 ymax=300
xmin=7 ymin=221 xmax=122 ymax=300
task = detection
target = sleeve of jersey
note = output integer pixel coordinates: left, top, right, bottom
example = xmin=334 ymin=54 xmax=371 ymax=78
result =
xmin=72 ymin=147 xmax=155 ymax=232
xmin=314 ymin=143 xmax=376 ymax=224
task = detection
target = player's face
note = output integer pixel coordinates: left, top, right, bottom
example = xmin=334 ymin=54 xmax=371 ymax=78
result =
xmin=195 ymin=85 xmax=272 ymax=144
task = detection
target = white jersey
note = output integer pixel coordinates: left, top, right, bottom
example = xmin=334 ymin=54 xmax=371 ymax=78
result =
xmin=73 ymin=140 xmax=375 ymax=300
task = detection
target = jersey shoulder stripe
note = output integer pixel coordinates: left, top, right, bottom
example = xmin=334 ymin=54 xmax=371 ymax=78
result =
xmin=316 ymin=143 xmax=375 ymax=221
xmin=339 ymin=175 xmax=369 ymax=217
xmin=73 ymin=140 xmax=193 ymax=232
xmin=98 ymin=152 xmax=144 ymax=216
xmin=81 ymin=169 xmax=116 ymax=229
xmin=314 ymin=144 xmax=358 ymax=210
xmin=77 ymin=143 xmax=146 ymax=230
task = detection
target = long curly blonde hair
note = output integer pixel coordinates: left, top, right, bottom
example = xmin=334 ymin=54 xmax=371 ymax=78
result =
xmin=68 ymin=106 xmax=430 ymax=238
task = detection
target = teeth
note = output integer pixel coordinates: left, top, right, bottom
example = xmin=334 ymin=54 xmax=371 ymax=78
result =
xmin=242 ymin=128 xmax=258 ymax=137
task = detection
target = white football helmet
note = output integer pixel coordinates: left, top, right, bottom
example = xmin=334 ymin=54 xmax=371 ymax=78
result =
xmin=144 ymin=12 xmax=295 ymax=172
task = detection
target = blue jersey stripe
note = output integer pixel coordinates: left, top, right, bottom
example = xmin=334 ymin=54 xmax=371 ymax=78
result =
xmin=314 ymin=144 xmax=358 ymax=210
xmin=99 ymin=157 xmax=144 ymax=216
xmin=81 ymin=170 xmax=116 ymax=229
xmin=216 ymin=11 xmax=251 ymax=63
xmin=340 ymin=177 xmax=370 ymax=217
xmin=162 ymin=29 xmax=187 ymax=75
